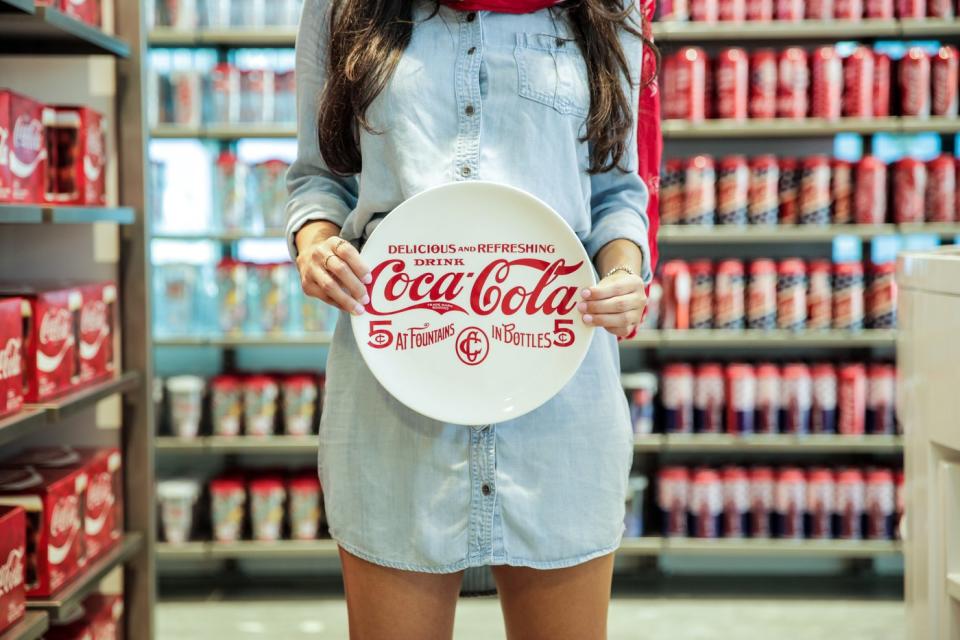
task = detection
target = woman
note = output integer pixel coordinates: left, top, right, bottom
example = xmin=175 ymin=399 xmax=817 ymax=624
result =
xmin=286 ymin=0 xmax=656 ymax=637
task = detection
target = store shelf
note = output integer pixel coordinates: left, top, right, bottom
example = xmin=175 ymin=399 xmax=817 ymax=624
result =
xmin=623 ymin=330 xmax=896 ymax=349
xmin=900 ymin=116 xmax=960 ymax=134
xmin=0 ymin=408 xmax=46 ymax=450
xmin=151 ymin=124 xmax=296 ymax=139
xmin=155 ymin=435 xmax=316 ymax=454
xmin=948 ymin=573 xmax=960 ymax=603
xmin=28 ymin=534 xmax=142 ymax=624
xmin=617 ymin=537 xmax=663 ymax=556
xmin=662 ymin=538 xmax=902 ymax=558
xmin=899 ymin=18 xmax=960 ymax=38
xmin=663 ymin=118 xmax=901 ymax=139
xmin=152 ymin=229 xmax=286 ymax=241
xmin=149 ymin=27 xmax=297 ymax=47
xmin=657 ymin=433 xmax=903 ymax=453
xmin=0 ymin=612 xmax=49 ymax=640
xmin=154 ymin=335 xmax=332 ymax=347
xmin=0 ymin=4 xmax=130 ymax=56
xmin=652 ymin=19 xmax=900 ymax=42
xmin=0 ymin=205 xmax=135 ymax=225
xmin=29 ymin=371 xmax=141 ymax=421
xmin=658 ymin=224 xmax=897 ymax=244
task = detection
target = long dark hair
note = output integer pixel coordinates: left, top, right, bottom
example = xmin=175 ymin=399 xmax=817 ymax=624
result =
xmin=318 ymin=0 xmax=658 ymax=176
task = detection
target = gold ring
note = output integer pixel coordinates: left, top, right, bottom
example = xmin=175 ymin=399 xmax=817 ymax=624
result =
xmin=323 ymin=254 xmax=337 ymax=271
xmin=334 ymin=238 xmax=348 ymax=254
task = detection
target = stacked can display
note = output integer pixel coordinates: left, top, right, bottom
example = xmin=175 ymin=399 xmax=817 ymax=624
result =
xmin=643 ymin=360 xmax=898 ymax=437
xmin=661 ymin=153 xmax=958 ymax=226
xmin=151 ymin=0 xmax=304 ymax=29
xmin=657 ymin=0 xmax=957 ymax=20
xmin=656 ymin=464 xmax=902 ymax=541
xmin=657 ymin=258 xmax=894 ymax=332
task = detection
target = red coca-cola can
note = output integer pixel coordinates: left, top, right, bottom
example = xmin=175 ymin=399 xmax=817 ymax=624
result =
xmin=833 ymin=262 xmax=865 ymax=331
xmin=690 ymin=467 xmax=724 ymax=538
xmin=799 ymin=155 xmax=832 ymax=225
xmin=719 ymin=0 xmax=747 ymax=19
xmin=932 ymin=45 xmax=959 ymax=117
xmin=812 ymin=362 xmax=838 ymax=434
xmin=926 ymin=154 xmax=956 ymax=223
xmin=834 ymin=0 xmax=864 ymax=18
xmin=893 ymin=157 xmax=927 ymax=224
xmin=928 ymin=0 xmax=955 ymax=15
xmin=691 ymin=0 xmax=720 ymax=21
xmin=843 ymin=46 xmax=875 ymax=117
xmin=717 ymin=155 xmax=750 ymax=225
xmin=836 ymin=468 xmax=865 ymax=539
xmin=777 ymin=48 xmax=810 ymax=119
xmin=662 ymin=260 xmax=693 ymax=330
xmin=807 ymin=0 xmax=834 ymax=19
xmin=663 ymin=363 xmax=695 ymax=433
xmin=748 ymin=155 xmax=780 ymax=225
xmin=663 ymin=47 xmax=708 ymax=122
xmin=807 ymin=259 xmax=833 ymax=331
xmin=775 ymin=467 xmax=806 ymax=539
xmin=661 ymin=159 xmax=685 ymax=225
xmin=781 ymin=362 xmax=812 ymax=435
xmin=694 ymin=363 xmax=725 ymax=433
xmin=831 ymin=159 xmax=855 ymax=224
xmin=657 ymin=466 xmax=690 ymax=537
xmin=747 ymin=258 xmax=778 ymax=330
xmin=715 ymin=259 xmax=746 ymax=329
xmin=873 ymin=52 xmax=892 ymax=118
xmin=777 ymin=259 xmax=807 ymax=331
xmin=838 ymin=363 xmax=867 ymax=435
xmin=750 ymin=49 xmax=778 ymax=119
xmin=660 ymin=0 xmax=691 ymax=20
xmin=900 ymin=47 xmax=931 ymax=117
xmin=683 ymin=155 xmax=716 ymax=225
xmin=690 ymin=260 xmax=715 ymax=329
xmin=778 ymin=157 xmax=801 ymax=224
xmin=866 ymin=363 xmax=896 ymax=435
xmin=722 ymin=466 xmax=750 ymax=538
xmin=755 ymin=363 xmax=781 ymax=434
xmin=807 ymin=468 xmax=836 ymax=540
xmin=811 ymin=46 xmax=843 ymax=120
xmin=776 ymin=0 xmax=804 ymax=19
xmin=865 ymin=468 xmax=895 ymax=540
xmin=866 ymin=0 xmax=895 ymax=16
xmin=716 ymin=48 xmax=749 ymax=120
xmin=725 ymin=363 xmax=756 ymax=435
xmin=855 ymin=155 xmax=888 ymax=224
xmin=866 ymin=261 xmax=898 ymax=329
xmin=894 ymin=469 xmax=905 ymax=538
xmin=956 ymin=156 xmax=960 ymax=222
xmin=749 ymin=466 xmax=775 ymax=537
xmin=896 ymin=0 xmax=926 ymax=15
xmin=747 ymin=0 xmax=775 ymax=19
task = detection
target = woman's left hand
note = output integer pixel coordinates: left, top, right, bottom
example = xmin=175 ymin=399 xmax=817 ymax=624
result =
xmin=577 ymin=271 xmax=647 ymax=338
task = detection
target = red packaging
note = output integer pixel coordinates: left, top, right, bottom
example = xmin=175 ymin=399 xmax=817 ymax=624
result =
xmin=210 ymin=477 xmax=245 ymax=543
xmin=812 ymin=362 xmax=838 ymax=434
xmin=0 ymin=299 xmax=25 ymax=419
xmin=657 ymin=466 xmax=690 ymax=537
xmin=661 ymin=159 xmax=685 ymax=225
xmin=689 ymin=260 xmax=714 ymax=330
xmin=926 ymin=154 xmax=956 ymax=223
xmin=774 ymin=467 xmax=806 ymax=539
xmin=893 ymin=157 xmax=927 ymax=224
xmin=749 ymin=50 xmax=778 ymax=120
xmin=748 ymin=155 xmax=779 ymax=225
xmin=957 ymin=157 xmax=960 ymax=222
xmin=807 ymin=468 xmax=835 ymax=540
xmin=660 ymin=0 xmax=691 ymax=20
xmin=811 ymin=46 xmax=843 ymax=120
xmin=932 ymin=46 xmax=959 ymax=117
xmin=716 ymin=48 xmax=749 ymax=121
xmin=781 ymin=363 xmax=812 ymax=434
xmin=209 ymin=63 xmax=239 ymax=124
xmin=0 ymin=507 xmax=26 ymax=635
xmin=239 ymin=69 xmax=272 ymax=124
xmin=834 ymin=0 xmax=864 ymax=17
xmin=38 ymin=0 xmax=102 ymax=27
xmin=250 ymin=476 xmax=286 ymax=542
xmin=854 ymin=155 xmax=888 ymax=224
xmin=831 ymin=159 xmax=855 ymax=224
xmin=775 ymin=0 xmax=804 ymax=19
xmin=661 ymin=261 xmax=692 ymax=331
xmin=865 ymin=469 xmax=895 ymax=540
xmin=799 ymin=155 xmax=832 ymax=225
xmin=747 ymin=259 xmax=778 ymax=331
xmin=746 ymin=0 xmax=775 ymax=19
xmin=866 ymin=0 xmax=895 ymax=15
xmin=866 ymin=262 xmax=898 ymax=329
xmin=0 ymin=285 xmax=82 ymax=403
xmin=714 ymin=259 xmax=746 ymax=329
xmin=0 ymin=90 xmax=46 ymax=204
xmin=719 ymin=0 xmax=746 ymax=19
xmin=748 ymin=467 xmax=775 ymax=537
xmin=838 ymin=363 xmax=867 ymax=435
xmin=78 ymin=283 xmax=116 ymax=387
xmin=694 ymin=364 xmax=724 ymax=434
xmin=928 ymin=0 xmax=955 ymax=14
xmin=777 ymin=259 xmax=807 ymax=331
xmin=896 ymin=0 xmax=926 ymax=14
xmin=43 ymin=106 xmax=106 ymax=206
xmin=243 ymin=375 xmax=279 ymax=437
xmin=894 ymin=469 xmax=905 ymax=538
xmin=683 ymin=155 xmax=716 ymax=225
xmin=776 ymin=48 xmax=809 ymax=119
xmin=83 ymin=593 xmax=124 ymax=640
xmin=288 ymin=474 xmax=322 ymax=541
xmin=806 ymin=259 xmax=833 ymax=331
xmin=716 ymin=156 xmax=749 ymax=225
xmin=0 ymin=465 xmax=87 ymax=597
xmin=778 ymin=157 xmax=801 ymax=224
xmin=662 ymin=363 xmax=694 ymax=434
xmin=899 ymin=47 xmax=931 ymax=118
xmin=833 ymin=262 xmax=865 ymax=331
xmin=866 ymin=363 xmax=896 ymax=435
xmin=663 ymin=48 xmax=708 ymax=122
xmin=44 ymin=612 xmax=94 ymax=640
xmin=755 ymin=364 xmax=780 ymax=434
xmin=836 ymin=468 xmax=865 ymax=539
xmin=690 ymin=0 xmax=720 ymax=21
xmin=807 ymin=0 xmax=834 ymax=18
xmin=725 ymin=363 xmax=756 ymax=435
xmin=873 ymin=53 xmax=892 ymax=118
xmin=722 ymin=466 xmax=750 ymax=538
xmin=843 ymin=47 xmax=875 ymax=118
xmin=690 ymin=468 xmax=723 ymax=538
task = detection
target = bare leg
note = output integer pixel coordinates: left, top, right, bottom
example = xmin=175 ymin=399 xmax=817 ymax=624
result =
xmin=339 ymin=546 xmax=465 ymax=640
xmin=491 ymin=553 xmax=615 ymax=640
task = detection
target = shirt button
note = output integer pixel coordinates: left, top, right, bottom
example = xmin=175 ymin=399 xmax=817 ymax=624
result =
xmin=467 ymin=46 xmax=477 ymax=55
xmin=481 ymin=484 xmax=492 ymax=496
xmin=466 ymin=12 xmax=477 ymax=21
xmin=465 ymin=104 xmax=475 ymax=116
xmin=460 ymin=166 xmax=472 ymax=177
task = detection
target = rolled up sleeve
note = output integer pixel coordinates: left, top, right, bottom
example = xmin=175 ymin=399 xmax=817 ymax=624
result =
xmin=284 ymin=0 xmax=359 ymax=260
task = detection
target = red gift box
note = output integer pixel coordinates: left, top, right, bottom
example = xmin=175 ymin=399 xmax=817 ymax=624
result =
xmin=0 ymin=89 xmax=46 ymax=204
xmin=44 ymin=106 xmax=107 ymax=206
xmin=0 ymin=284 xmax=82 ymax=402
xmin=34 ymin=0 xmax=101 ymax=28
xmin=0 ymin=507 xmax=27 ymax=636
xmin=0 ymin=298 xmax=25 ymax=419
xmin=0 ymin=465 xmax=87 ymax=597
xmin=78 ymin=282 xmax=116 ymax=386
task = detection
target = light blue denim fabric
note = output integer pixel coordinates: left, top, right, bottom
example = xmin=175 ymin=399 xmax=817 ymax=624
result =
xmin=286 ymin=0 xmax=650 ymax=572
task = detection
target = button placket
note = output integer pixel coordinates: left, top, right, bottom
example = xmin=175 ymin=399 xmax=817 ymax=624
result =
xmin=453 ymin=12 xmax=482 ymax=181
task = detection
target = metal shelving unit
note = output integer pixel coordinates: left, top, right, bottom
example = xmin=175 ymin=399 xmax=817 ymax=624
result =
xmin=637 ymin=434 xmax=903 ymax=454
xmin=154 ymin=334 xmax=333 ymax=347
xmin=624 ymin=329 xmax=896 ymax=349
xmin=151 ymin=124 xmax=296 ymax=139
xmin=0 ymin=205 xmax=136 ymax=225
xmin=155 ymin=436 xmax=317 ymax=454
xmin=149 ymin=27 xmax=297 ymax=47
xmin=0 ymin=613 xmax=48 ymax=640
xmin=652 ymin=19 xmax=901 ymax=41
xmin=662 ymin=538 xmax=902 ymax=558
xmin=0 ymin=0 xmax=130 ymax=56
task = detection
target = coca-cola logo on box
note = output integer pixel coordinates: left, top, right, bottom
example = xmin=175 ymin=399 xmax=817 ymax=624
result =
xmin=0 ymin=548 xmax=24 ymax=597
xmin=83 ymin=118 xmax=104 ymax=183
xmin=0 ymin=339 xmax=20 ymax=383
xmin=40 ymin=309 xmax=73 ymax=346
xmin=353 ymin=182 xmax=595 ymax=425
xmin=10 ymin=115 xmax=43 ymax=178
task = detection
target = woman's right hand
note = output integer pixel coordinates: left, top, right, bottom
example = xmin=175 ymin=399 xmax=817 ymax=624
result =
xmin=294 ymin=221 xmax=372 ymax=315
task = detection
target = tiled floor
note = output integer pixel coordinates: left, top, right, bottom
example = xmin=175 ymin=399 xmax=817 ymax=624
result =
xmin=158 ymin=597 xmax=905 ymax=639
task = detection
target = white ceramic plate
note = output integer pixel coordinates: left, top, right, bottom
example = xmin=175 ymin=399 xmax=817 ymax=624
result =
xmin=352 ymin=181 xmax=596 ymax=426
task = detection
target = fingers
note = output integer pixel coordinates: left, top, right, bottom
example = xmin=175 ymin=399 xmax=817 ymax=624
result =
xmin=334 ymin=240 xmax=372 ymax=285
xmin=298 ymin=236 xmax=369 ymax=313
xmin=581 ymin=273 xmax=643 ymax=301
xmin=576 ymin=294 xmax=640 ymax=316
xmin=303 ymin=268 xmax=364 ymax=315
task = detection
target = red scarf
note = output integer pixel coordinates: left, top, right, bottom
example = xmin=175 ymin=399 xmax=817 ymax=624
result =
xmin=440 ymin=0 xmax=560 ymax=13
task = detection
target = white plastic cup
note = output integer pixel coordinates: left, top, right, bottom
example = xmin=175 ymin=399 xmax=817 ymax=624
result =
xmin=166 ymin=375 xmax=205 ymax=439
xmin=157 ymin=479 xmax=200 ymax=544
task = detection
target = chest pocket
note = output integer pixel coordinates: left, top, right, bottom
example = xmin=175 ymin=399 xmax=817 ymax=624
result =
xmin=514 ymin=32 xmax=591 ymax=119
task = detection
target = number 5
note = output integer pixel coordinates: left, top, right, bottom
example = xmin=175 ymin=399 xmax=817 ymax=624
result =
xmin=553 ymin=319 xmax=574 ymax=347
xmin=368 ymin=321 xmax=393 ymax=349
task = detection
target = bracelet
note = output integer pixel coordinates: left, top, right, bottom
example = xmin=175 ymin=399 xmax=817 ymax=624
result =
xmin=604 ymin=265 xmax=636 ymax=279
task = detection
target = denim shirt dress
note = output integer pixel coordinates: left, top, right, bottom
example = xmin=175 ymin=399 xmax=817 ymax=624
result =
xmin=286 ymin=0 xmax=652 ymax=573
